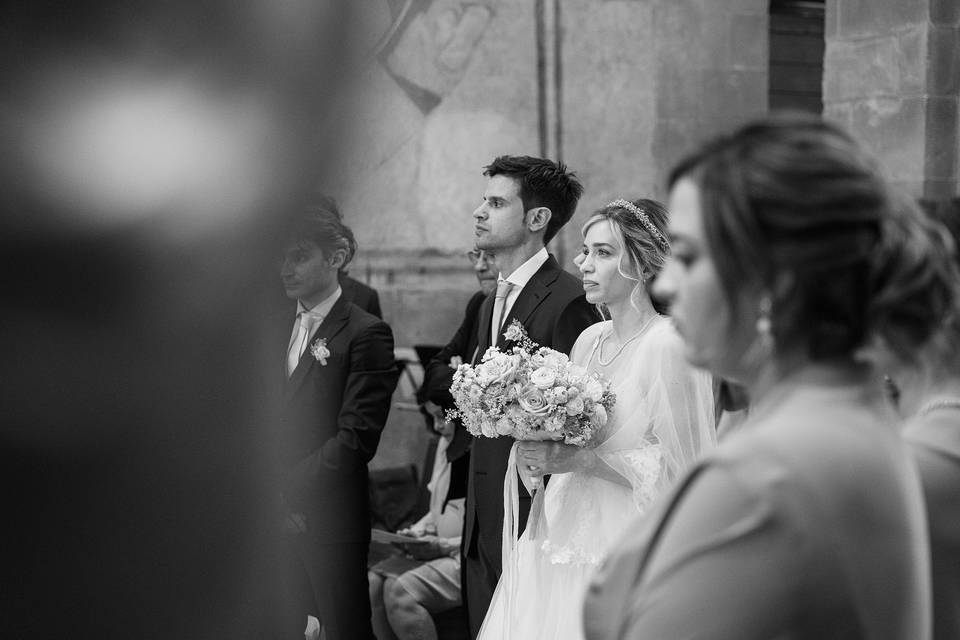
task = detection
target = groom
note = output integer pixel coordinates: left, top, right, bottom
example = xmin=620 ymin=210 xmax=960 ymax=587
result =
xmin=461 ymin=155 xmax=598 ymax=637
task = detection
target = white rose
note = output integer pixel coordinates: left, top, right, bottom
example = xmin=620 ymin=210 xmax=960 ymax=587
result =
xmin=565 ymin=396 xmax=585 ymax=416
xmin=530 ymin=366 xmax=557 ymax=390
xmin=488 ymin=355 xmax=521 ymax=386
xmin=480 ymin=417 xmax=498 ymax=438
xmin=518 ymin=386 xmax=551 ymax=417
xmin=584 ymin=377 xmax=604 ymax=402
xmin=542 ymin=351 xmax=567 ymax=369
xmin=590 ymin=404 xmax=608 ymax=427
xmin=495 ymin=417 xmax=514 ymax=436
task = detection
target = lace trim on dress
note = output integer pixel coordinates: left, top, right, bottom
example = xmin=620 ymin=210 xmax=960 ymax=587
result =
xmin=540 ymin=539 xmax=605 ymax=566
xmin=538 ymin=445 xmax=664 ymax=566
xmin=622 ymin=444 xmax=663 ymax=510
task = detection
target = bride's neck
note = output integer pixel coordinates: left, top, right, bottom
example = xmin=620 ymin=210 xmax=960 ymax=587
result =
xmin=606 ymin=294 xmax=657 ymax=341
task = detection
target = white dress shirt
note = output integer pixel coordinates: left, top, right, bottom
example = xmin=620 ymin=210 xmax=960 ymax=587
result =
xmin=287 ymin=286 xmax=341 ymax=375
xmin=491 ymin=247 xmax=549 ymax=345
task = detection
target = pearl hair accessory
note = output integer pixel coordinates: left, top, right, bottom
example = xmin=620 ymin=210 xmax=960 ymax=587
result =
xmin=607 ymin=199 xmax=669 ymax=252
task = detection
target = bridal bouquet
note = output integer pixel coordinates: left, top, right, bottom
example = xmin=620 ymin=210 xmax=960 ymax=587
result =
xmin=448 ymin=321 xmax=615 ymax=446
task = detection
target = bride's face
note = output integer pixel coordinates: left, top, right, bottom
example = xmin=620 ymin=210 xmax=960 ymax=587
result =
xmin=574 ymin=219 xmax=637 ymax=307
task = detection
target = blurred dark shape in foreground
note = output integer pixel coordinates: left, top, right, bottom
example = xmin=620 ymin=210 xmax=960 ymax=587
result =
xmin=0 ymin=2 xmax=358 ymax=637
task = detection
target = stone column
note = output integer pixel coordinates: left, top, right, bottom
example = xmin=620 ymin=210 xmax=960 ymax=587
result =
xmin=824 ymin=0 xmax=960 ymax=198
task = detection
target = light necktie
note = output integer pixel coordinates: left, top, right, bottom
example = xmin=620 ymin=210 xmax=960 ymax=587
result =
xmin=492 ymin=279 xmax=515 ymax=344
xmin=287 ymin=311 xmax=323 ymax=376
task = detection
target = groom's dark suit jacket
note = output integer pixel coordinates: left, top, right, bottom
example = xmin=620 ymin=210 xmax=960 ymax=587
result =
xmin=278 ymin=295 xmax=399 ymax=543
xmin=463 ymin=255 xmax=598 ymax=572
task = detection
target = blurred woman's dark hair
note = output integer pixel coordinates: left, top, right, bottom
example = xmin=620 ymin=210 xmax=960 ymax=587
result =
xmin=910 ymin=197 xmax=960 ymax=374
xmin=667 ymin=112 xmax=955 ymax=363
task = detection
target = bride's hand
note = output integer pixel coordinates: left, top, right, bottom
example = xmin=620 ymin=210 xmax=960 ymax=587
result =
xmin=517 ymin=441 xmax=594 ymax=476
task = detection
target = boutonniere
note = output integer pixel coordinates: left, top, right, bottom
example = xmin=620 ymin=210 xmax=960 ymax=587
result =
xmin=309 ymin=338 xmax=330 ymax=365
xmin=502 ymin=319 xmax=527 ymax=343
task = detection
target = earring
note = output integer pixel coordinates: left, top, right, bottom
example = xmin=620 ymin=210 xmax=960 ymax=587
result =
xmin=756 ymin=296 xmax=772 ymax=338
xmin=738 ymin=294 xmax=775 ymax=370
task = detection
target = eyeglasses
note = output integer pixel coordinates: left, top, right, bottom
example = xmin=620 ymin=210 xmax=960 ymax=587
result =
xmin=466 ymin=249 xmax=494 ymax=264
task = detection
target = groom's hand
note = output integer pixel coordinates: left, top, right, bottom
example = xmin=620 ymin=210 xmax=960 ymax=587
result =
xmin=517 ymin=441 xmax=594 ymax=476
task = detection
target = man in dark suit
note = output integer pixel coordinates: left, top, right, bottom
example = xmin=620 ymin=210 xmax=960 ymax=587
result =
xmin=277 ymin=208 xmax=399 ymax=639
xmin=458 ymin=156 xmax=599 ymax=637
xmin=422 ymin=248 xmax=498 ymax=427
xmin=420 ymin=248 xmax=499 ymax=548
xmin=339 ymin=272 xmax=382 ymax=319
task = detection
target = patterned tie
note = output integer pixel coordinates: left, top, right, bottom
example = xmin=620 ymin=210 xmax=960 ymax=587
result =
xmin=492 ymin=279 xmax=515 ymax=344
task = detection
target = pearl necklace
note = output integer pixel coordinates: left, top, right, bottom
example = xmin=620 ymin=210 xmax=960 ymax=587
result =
xmin=595 ymin=315 xmax=660 ymax=366
xmin=918 ymin=397 xmax=960 ymax=417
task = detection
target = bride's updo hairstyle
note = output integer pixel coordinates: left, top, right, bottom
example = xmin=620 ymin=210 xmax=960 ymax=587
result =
xmin=667 ymin=112 xmax=954 ymax=363
xmin=581 ymin=198 xmax=670 ymax=310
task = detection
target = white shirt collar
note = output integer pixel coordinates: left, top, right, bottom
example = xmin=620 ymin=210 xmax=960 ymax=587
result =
xmin=500 ymin=247 xmax=549 ymax=289
xmin=297 ymin=285 xmax=342 ymax=320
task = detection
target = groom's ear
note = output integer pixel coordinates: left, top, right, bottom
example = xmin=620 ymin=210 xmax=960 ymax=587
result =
xmin=526 ymin=206 xmax=552 ymax=234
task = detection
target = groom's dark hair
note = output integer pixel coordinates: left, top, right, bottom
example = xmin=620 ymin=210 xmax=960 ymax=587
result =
xmin=484 ymin=155 xmax=584 ymax=244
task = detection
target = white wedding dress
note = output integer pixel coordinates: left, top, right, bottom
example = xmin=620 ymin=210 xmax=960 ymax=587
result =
xmin=478 ymin=317 xmax=716 ymax=640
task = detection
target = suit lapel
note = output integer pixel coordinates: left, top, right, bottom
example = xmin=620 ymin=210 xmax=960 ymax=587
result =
xmin=284 ymin=296 xmax=352 ymax=400
xmin=494 ymin=255 xmax=562 ymax=348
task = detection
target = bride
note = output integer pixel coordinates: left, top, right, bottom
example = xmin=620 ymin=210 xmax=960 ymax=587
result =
xmin=477 ymin=198 xmax=717 ymax=640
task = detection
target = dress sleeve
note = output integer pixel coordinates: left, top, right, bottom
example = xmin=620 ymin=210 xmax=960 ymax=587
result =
xmin=595 ymin=324 xmax=717 ymax=510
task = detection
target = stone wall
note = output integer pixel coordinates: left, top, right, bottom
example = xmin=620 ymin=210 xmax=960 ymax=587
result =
xmin=824 ymin=0 xmax=960 ymax=198
xmin=326 ymin=0 xmax=768 ymax=472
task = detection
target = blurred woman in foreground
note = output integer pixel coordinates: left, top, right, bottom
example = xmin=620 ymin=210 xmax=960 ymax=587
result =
xmin=583 ymin=113 xmax=955 ymax=640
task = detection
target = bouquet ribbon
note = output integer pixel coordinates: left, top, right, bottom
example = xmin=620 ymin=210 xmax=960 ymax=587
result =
xmin=502 ymin=442 xmax=549 ymax=571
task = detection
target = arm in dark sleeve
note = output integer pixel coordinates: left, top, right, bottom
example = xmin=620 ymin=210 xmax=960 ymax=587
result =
xmin=423 ymin=291 xmax=485 ymax=409
xmin=552 ymin=295 xmax=600 ymax=356
xmin=367 ymin=289 xmax=382 ymax=319
xmin=287 ymin=320 xmax=399 ymax=494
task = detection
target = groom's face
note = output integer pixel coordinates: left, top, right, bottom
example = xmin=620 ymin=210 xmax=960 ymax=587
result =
xmin=473 ymin=175 xmax=528 ymax=253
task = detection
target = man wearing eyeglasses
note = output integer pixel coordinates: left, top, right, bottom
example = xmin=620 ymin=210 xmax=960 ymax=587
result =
xmin=422 ymin=248 xmax=498 ymax=414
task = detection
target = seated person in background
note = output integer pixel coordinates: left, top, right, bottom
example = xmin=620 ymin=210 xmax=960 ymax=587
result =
xmin=369 ymin=402 xmax=467 ymax=640
xmin=367 ymin=247 xmax=496 ymax=639
xmin=465 ymin=247 xmax=499 ymax=297
xmin=421 ymin=248 xmax=497 ymax=465
xmin=341 ymin=270 xmax=382 ymax=319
